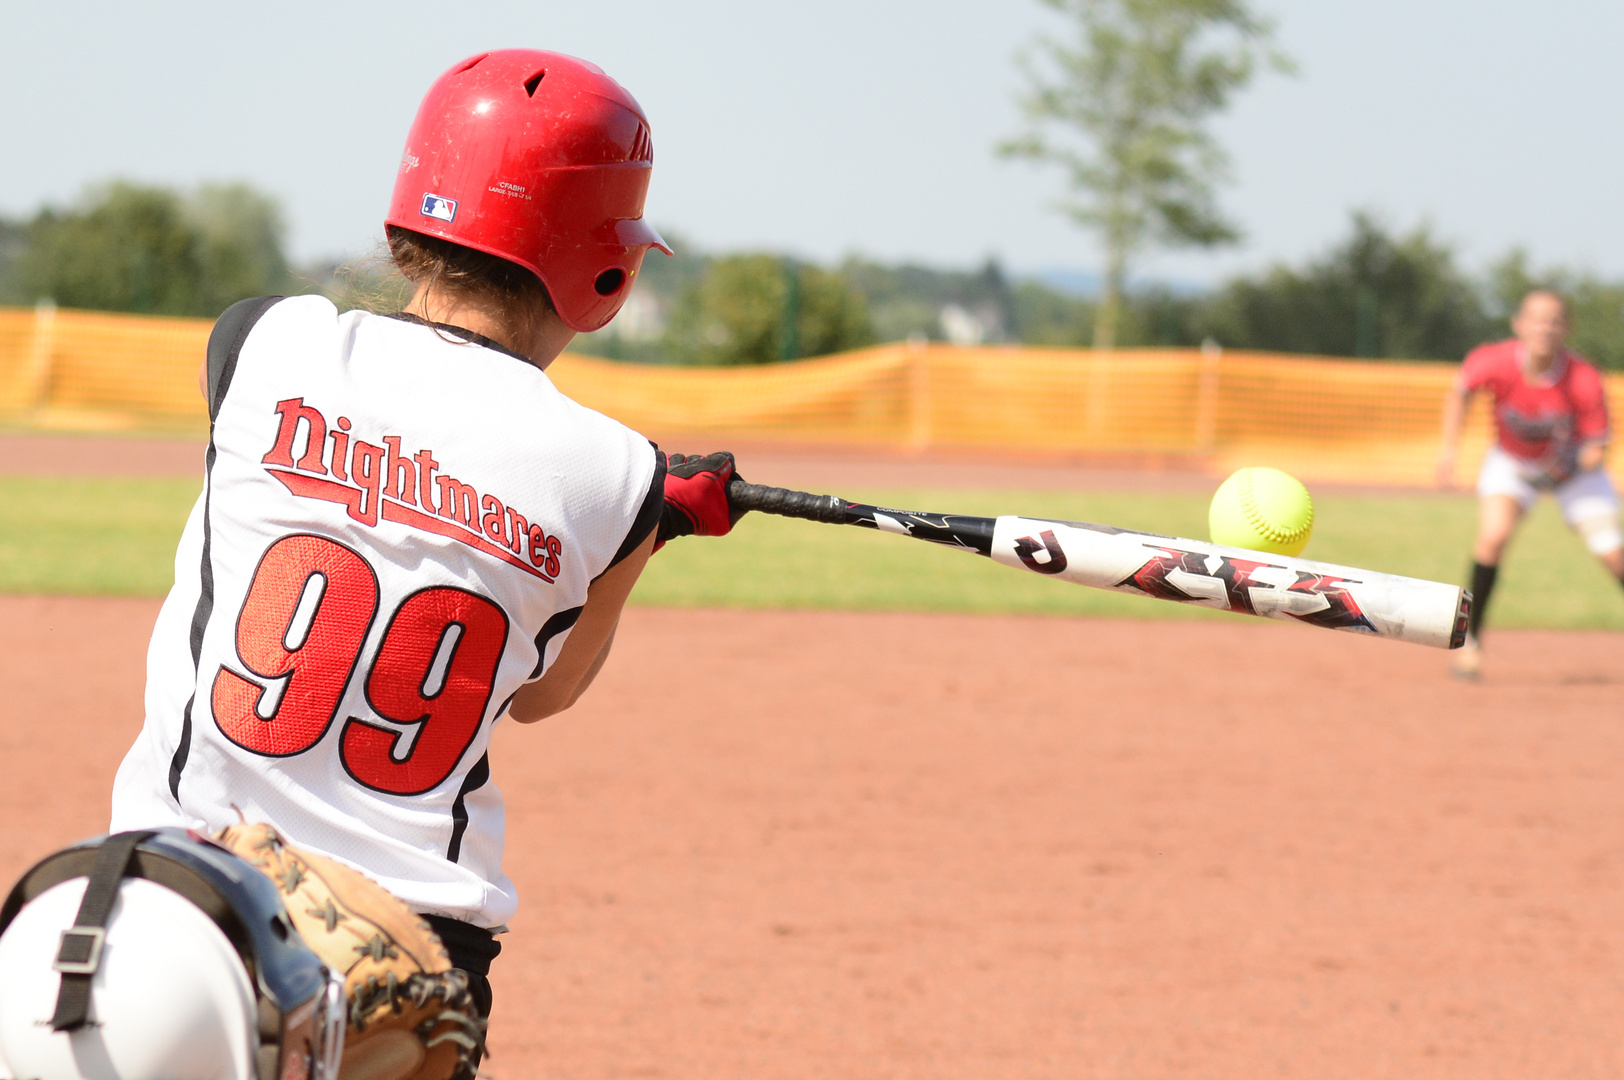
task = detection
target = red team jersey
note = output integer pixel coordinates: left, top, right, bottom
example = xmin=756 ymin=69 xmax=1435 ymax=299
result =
xmin=1460 ymin=340 xmax=1610 ymax=463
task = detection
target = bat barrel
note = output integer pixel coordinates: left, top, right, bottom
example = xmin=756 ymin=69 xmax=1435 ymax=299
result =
xmin=990 ymin=515 xmax=1470 ymax=650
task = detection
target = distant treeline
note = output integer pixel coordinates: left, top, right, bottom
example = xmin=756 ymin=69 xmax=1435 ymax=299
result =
xmin=0 ymin=181 xmax=301 ymax=319
xmin=4 ymin=183 xmax=1622 ymax=368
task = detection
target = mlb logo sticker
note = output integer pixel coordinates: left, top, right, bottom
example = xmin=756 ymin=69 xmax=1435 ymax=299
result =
xmin=420 ymin=193 xmax=458 ymax=222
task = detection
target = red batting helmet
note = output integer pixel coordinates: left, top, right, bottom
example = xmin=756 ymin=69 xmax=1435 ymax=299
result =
xmin=386 ymin=49 xmax=671 ymax=333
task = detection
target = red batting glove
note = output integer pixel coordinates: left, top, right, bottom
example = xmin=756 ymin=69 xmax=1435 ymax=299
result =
xmin=654 ymin=451 xmax=747 ymax=551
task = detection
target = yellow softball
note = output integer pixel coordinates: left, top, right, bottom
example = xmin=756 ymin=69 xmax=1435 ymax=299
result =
xmin=1208 ymin=467 xmax=1314 ymax=556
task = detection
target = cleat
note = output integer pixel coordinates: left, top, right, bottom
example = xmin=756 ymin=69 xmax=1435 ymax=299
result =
xmin=1452 ymin=636 xmax=1481 ymax=680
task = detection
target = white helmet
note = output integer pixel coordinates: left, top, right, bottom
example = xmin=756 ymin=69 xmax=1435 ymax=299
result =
xmin=0 ymin=829 xmax=345 ymax=1080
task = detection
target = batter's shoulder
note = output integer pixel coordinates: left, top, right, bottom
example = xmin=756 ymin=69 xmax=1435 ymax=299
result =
xmin=544 ymin=382 xmax=653 ymax=451
xmin=204 ymin=295 xmax=299 ymax=420
xmin=216 ymin=293 xmax=339 ymax=332
xmin=209 ymin=294 xmax=340 ymax=357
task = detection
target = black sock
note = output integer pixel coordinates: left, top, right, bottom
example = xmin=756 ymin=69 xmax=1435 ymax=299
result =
xmin=1467 ymin=562 xmax=1498 ymax=642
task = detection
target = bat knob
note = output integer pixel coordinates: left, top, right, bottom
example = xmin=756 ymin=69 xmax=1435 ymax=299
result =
xmin=1449 ymin=589 xmax=1473 ymax=650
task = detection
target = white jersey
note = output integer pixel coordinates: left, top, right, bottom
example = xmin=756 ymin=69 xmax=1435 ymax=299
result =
xmin=111 ymin=296 xmax=661 ymax=927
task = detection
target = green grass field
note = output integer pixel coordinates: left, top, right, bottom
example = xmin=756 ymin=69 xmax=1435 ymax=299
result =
xmin=2 ymin=475 xmax=1620 ymax=630
xmin=0 ymin=477 xmax=202 ymax=596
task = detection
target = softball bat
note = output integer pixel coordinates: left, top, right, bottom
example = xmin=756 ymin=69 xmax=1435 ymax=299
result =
xmin=728 ymin=482 xmax=1470 ymax=650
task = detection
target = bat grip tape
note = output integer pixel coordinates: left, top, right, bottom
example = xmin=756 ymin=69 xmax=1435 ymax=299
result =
xmin=730 ymin=482 xmax=848 ymax=523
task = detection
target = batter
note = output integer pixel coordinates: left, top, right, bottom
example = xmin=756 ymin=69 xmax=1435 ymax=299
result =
xmin=108 ymin=48 xmax=743 ymax=1040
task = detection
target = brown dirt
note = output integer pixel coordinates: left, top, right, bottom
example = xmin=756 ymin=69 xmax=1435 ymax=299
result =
xmin=3 ymin=596 xmax=1621 ymax=1079
xmin=0 ymin=433 xmax=208 ymax=477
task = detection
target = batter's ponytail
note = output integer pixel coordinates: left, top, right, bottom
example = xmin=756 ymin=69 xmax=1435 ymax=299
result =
xmin=386 ymin=225 xmax=557 ymax=345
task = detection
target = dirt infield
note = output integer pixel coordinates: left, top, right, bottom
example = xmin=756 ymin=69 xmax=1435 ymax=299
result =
xmin=3 ymin=595 xmax=1621 ymax=1079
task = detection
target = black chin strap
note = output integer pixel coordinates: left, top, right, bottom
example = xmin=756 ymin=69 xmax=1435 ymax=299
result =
xmin=50 ymin=831 xmax=154 ymax=1032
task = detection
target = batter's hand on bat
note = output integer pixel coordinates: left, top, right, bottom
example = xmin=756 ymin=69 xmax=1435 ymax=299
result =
xmin=656 ymin=451 xmax=748 ymax=549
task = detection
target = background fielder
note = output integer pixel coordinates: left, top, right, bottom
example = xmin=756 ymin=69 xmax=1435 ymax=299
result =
xmin=1437 ymin=288 xmax=1624 ymax=677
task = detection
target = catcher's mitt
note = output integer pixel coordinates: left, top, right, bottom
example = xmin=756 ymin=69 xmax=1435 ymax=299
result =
xmin=215 ymin=823 xmax=484 ymax=1080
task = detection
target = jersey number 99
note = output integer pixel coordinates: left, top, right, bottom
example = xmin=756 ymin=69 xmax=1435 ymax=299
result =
xmin=211 ymin=534 xmax=510 ymax=795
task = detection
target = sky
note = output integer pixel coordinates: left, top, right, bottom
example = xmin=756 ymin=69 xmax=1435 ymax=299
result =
xmin=5 ymin=0 xmax=1624 ymax=288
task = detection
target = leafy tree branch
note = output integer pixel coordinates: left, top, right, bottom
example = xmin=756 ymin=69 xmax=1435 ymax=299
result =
xmin=1001 ymin=0 xmax=1291 ymax=349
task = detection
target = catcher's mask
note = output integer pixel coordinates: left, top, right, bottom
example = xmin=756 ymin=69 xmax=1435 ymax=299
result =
xmin=0 ymin=828 xmax=346 ymax=1080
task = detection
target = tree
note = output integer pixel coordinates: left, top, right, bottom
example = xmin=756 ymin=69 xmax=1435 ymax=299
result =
xmin=189 ymin=183 xmax=295 ymax=315
xmin=11 ymin=180 xmax=298 ymax=317
xmin=18 ymin=183 xmax=204 ymax=314
xmin=0 ymin=216 xmax=25 ymax=303
xmin=1202 ymin=212 xmax=1493 ymax=360
xmin=664 ymin=255 xmax=873 ymax=365
xmin=1000 ymin=0 xmax=1290 ymax=349
xmin=1011 ymin=279 xmax=1093 ymax=345
xmin=839 ymin=256 xmax=1018 ymax=344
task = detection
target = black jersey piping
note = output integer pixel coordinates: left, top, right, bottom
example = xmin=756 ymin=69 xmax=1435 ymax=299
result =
xmin=168 ymin=297 xmax=283 ymax=801
xmin=603 ymin=445 xmax=665 ymax=576
xmin=448 ymin=600 xmax=589 ymax=857
xmin=527 ymin=605 xmax=585 ymax=680
xmin=207 ymin=296 xmax=283 ymax=420
xmin=447 ymin=752 xmax=492 ymax=863
xmin=383 ymin=311 xmax=534 ymax=366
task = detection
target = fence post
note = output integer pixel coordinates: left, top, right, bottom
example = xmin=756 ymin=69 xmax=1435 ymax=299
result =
xmin=907 ymin=338 xmax=931 ymax=451
xmin=1085 ymin=348 xmax=1112 ymax=446
xmin=1193 ymin=337 xmax=1222 ymax=459
xmin=19 ymin=299 xmax=58 ymax=411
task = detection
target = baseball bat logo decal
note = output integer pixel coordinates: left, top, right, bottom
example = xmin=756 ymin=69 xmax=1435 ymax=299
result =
xmin=1013 ymin=530 xmax=1068 ymax=574
xmin=1118 ymin=546 xmax=1377 ymax=633
xmin=1283 ymin=571 xmax=1377 ymax=633
xmin=1118 ymin=546 xmax=1246 ymax=606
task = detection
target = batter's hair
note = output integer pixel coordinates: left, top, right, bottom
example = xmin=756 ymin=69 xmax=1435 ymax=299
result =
xmin=386 ymin=224 xmax=556 ymax=340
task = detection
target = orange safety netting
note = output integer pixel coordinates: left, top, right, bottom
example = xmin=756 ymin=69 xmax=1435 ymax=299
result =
xmin=0 ymin=305 xmax=211 ymax=428
xmin=3 ymin=305 xmax=1618 ymax=486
